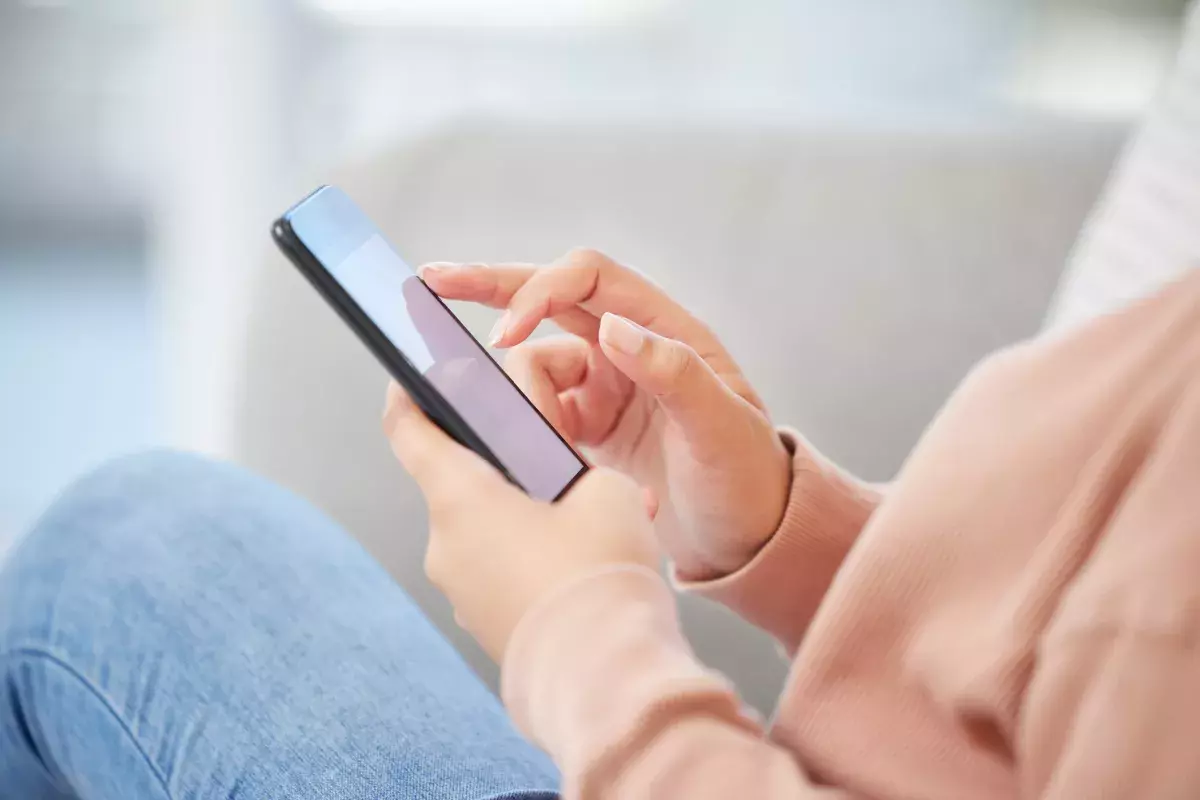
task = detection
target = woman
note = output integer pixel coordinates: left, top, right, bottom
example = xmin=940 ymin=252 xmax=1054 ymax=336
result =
xmin=5 ymin=7 xmax=1200 ymax=798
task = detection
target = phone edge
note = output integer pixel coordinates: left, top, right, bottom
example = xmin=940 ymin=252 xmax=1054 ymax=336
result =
xmin=271 ymin=186 xmax=589 ymax=502
xmin=271 ymin=212 xmax=518 ymax=487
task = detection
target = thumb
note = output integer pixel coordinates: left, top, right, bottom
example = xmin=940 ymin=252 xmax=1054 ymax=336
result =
xmin=597 ymin=312 xmax=741 ymax=432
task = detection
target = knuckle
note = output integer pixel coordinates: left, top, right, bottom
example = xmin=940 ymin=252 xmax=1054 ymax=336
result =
xmin=657 ymin=340 xmax=696 ymax=387
xmin=690 ymin=316 xmax=719 ymax=345
xmin=384 ymin=405 xmax=411 ymax=439
xmin=563 ymin=247 xmax=617 ymax=282
xmin=489 ymin=280 xmax=509 ymax=307
xmin=564 ymin=246 xmax=605 ymax=266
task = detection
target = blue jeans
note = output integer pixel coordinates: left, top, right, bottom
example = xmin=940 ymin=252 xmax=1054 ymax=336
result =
xmin=0 ymin=452 xmax=559 ymax=799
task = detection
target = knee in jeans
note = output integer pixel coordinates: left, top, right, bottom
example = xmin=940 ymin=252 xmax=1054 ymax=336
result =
xmin=10 ymin=450 xmax=270 ymax=572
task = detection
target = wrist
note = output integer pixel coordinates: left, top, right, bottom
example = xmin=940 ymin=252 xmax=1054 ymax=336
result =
xmin=676 ymin=431 xmax=794 ymax=581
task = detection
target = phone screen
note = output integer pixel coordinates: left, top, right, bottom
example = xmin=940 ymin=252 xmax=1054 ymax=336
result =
xmin=285 ymin=186 xmax=586 ymax=502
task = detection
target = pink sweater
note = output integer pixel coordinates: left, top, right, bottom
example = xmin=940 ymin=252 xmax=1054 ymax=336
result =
xmin=501 ymin=271 xmax=1200 ymax=798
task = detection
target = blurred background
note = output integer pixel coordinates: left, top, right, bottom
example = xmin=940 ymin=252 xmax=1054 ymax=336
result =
xmin=2 ymin=0 xmax=1195 ymax=710
xmin=0 ymin=0 xmax=1188 ymax=547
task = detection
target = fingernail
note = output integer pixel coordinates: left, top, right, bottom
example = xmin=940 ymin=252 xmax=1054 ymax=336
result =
xmin=488 ymin=310 xmax=511 ymax=347
xmin=600 ymin=313 xmax=647 ymax=356
xmin=418 ymin=263 xmax=455 ymax=279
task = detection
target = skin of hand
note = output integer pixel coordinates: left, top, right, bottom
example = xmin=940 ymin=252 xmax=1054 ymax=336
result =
xmin=382 ymin=380 xmax=659 ymax=662
xmin=419 ymin=248 xmax=791 ymax=579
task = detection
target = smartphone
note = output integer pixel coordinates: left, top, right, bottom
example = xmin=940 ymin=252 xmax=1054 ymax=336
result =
xmin=272 ymin=185 xmax=587 ymax=502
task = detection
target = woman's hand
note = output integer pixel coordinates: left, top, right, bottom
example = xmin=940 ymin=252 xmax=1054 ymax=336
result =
xmin=420 ymin=249 xmax=790 ymax=579
xmin=383 ymin=381 xmax=659 ymax=662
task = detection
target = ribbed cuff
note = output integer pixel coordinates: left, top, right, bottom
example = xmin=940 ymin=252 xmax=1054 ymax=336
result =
xmin=674 ymin=428 xmax=880 ymax=653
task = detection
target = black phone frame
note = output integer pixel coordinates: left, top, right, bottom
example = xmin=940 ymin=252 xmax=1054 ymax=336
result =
xmin=271 ymin=186 xmax=587 ymax=502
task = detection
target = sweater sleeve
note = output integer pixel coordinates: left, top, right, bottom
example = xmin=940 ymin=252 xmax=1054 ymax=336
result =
xmin=501 ymin=565 xmax=864 ymax=800
xmin=1016 ymin=368 xmax=1200 ymax=798
xmin=675 ymin=429 xmax=881 ymax=655
xmin=1018 ymin=629 xmax=1200 ymax=798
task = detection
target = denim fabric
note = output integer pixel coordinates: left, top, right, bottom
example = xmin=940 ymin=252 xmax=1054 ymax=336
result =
xmin=0 ymin=451 xmax=559 ymax=800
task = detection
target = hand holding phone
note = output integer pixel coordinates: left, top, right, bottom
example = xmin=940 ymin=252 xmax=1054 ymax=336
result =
xmin=272 ymin=186 xmax=587 ymax=502
xmin=381 ymin=382 xmax=657 ymax=661
xmin=422 ymin=249 xmax=794 ymax=579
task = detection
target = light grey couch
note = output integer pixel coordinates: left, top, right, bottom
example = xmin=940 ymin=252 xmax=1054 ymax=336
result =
xmin=232 ymin=118 xmax=1123 ymax=712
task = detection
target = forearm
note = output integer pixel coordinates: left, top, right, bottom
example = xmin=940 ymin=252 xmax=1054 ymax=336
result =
xmin=503 ymin=566 xmax=862 ymax=799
